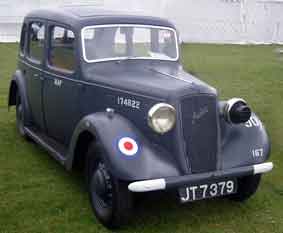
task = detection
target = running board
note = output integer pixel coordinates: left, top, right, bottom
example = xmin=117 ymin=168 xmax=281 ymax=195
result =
xmin=24 ymin=127 xmax=67 ymax=165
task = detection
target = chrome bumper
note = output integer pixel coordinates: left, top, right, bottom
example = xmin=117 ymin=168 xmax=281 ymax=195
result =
xmin=128 ymin=162 xmax=273 ymax=193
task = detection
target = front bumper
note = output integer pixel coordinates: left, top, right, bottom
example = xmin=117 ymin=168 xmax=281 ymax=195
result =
xmin=128 ymin=162 xmax=273 ymax=192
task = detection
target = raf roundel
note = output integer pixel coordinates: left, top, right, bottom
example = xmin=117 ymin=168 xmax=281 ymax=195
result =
xmin=118 ymin=137 xmax=139 ymax=157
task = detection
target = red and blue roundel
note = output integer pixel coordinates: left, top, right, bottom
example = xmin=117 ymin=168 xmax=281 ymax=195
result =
xmin=118 ymin=137 xmax=139 ymax=157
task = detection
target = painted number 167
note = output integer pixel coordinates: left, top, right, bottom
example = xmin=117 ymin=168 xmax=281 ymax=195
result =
xmin=245 ymin=117 xmax=260 ymax=128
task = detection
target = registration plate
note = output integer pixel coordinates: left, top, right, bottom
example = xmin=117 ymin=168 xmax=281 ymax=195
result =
xmin=179 ymin=179 xmax=237 ymax=203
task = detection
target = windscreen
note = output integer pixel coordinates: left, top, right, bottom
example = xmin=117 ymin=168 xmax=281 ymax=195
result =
xmin=82 ymin=25 xmax=178 ymax=62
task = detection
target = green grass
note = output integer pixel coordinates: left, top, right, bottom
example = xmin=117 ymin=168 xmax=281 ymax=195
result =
xmin=0 ymin=43 xmax=282 ymax=233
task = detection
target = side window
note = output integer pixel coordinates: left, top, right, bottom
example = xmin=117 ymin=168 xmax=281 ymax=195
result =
xmin=20 ymin=23 xmax=27 ymax=55
xmin=49 ymin=26 xmax=76 ymax=72
xmin=158 ymin=29 xmax=177 ymax=58
xmin=114 ymin=28 xmax=127 ymax=56
xmin=28 ymin=22 xmax=45 ymax=62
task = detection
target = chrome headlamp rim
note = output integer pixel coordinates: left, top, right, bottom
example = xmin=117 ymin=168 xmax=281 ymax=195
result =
xmin=225 ymin=98 xmax=248 ymax=124
xmin=148 ymin=103 xmax=176 ymax=134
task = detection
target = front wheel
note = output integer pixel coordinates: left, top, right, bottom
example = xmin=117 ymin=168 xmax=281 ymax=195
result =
xmin=85 ymin=142 xmax=133 ymax=229
xmin=229 ymin=174 xmax=261 ymax=202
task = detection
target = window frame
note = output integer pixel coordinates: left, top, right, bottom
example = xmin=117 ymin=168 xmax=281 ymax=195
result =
xmin=47 ymin=24 xmax=76 ymax=75
xmin=27 ymin=20 xmax=46 ymax=64
xmin=19 ymin=23 xmax=27 ymax=56
xmin=81 ymin=24 xmax=180 ymax=63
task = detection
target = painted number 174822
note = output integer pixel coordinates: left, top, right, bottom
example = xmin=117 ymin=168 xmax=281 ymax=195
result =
xmin=117 ymin=96 xmax=141 ymax=110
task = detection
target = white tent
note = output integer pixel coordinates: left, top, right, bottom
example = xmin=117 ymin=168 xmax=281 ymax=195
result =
xmin=0 ymin=0 xmax=283 ymax=44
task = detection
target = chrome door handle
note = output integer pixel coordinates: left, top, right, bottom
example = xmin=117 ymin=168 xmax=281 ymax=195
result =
xmin=33 ymin=73 xmax=39 ymax=78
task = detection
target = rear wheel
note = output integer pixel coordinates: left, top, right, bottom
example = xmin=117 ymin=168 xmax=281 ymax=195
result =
xmin=85 ymin=142 xmax=133 ymax=229
xmin=16 ymin=92 xmax=30 ymax=139
xmin=230 ymin=175 xmax=261 ymax=202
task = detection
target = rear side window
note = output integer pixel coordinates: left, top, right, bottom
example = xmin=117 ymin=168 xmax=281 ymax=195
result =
xmin=28 ymin=22 xmax=45 ymax=62
xmin=20 ymin=23 xmax=27 ymax=55
xmin=49 ymin=26 xmax=76 ymax=72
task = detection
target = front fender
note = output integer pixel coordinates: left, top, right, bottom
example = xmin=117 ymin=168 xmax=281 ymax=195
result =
xmin=221 ymin=113 xmax=271 ymax=169
xmin=67 ymin=112 xmax=181 ymax=181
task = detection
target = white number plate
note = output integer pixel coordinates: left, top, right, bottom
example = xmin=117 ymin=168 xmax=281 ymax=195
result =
xmin=179 ymin=179 xmax=237 ymax=203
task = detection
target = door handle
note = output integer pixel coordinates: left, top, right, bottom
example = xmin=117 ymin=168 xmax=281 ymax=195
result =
xmin=33 ymin=73 xmax=43 ymax=81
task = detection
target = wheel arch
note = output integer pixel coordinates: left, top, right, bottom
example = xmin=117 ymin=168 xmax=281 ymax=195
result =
xmin=8 ymin=80 xmax=18 ymax=107
xmin=8 ymin=71 xmax=32 ymax=125
xmin=72 ymin=130 xmax=96 ymax=171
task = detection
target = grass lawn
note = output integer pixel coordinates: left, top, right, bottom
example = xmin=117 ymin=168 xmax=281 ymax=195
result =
xmin=0 ymin=43 xmax=282 ymax=233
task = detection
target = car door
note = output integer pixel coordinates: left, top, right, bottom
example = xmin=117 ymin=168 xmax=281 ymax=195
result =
xmin=25 ymin=20 xmax=46 ymax=131
xmin=43 ymin=24 xmax=81 ymax=146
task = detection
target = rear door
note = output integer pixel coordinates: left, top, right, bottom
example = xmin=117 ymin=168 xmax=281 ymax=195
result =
xmin=43 ymin=23 xmax=81 ymax=146
xmin=25 ymin=20 xmax=46 ymax=131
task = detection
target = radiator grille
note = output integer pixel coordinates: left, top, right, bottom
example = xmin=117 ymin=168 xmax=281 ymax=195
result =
xmin=181 ymin=95 xmax=218 ymax=173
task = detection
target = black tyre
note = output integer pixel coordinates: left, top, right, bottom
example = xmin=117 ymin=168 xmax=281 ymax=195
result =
xmin=16 ymin=92 xmax=29 ymax=139
xmin=85 ymin=141 xmax=133 ymax=229
xmin=230 ymin=174 xmax=261 ymax=202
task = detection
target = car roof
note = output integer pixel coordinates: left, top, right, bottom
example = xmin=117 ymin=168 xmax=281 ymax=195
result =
xmin=25 ymin=6 xmax=177 ymax=30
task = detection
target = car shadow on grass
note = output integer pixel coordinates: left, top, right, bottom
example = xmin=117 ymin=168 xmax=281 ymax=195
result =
xmin=102 ymin=189 xmax=256 ymax=233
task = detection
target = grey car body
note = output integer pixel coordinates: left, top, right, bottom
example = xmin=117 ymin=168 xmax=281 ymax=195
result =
xmin=8 ymin=6 xmax=273 ymax=229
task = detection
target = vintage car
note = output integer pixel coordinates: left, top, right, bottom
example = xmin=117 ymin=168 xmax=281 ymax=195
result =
xmin=8 ymin=7 xmax=273 ymax=229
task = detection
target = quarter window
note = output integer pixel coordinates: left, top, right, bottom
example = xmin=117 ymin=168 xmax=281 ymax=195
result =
xmin=49 ymin=26 xmax=75 ymax=72
xmin=28 ymin=22 xmax=45 ymax=62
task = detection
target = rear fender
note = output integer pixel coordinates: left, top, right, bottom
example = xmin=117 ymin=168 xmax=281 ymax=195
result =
xmin=67 ymin=112 xmax=181 ymax=181
xmin=221 ymin=113 xmax=271 ymax=169
xmin=8 ymin=70 xmax=31 ymax=125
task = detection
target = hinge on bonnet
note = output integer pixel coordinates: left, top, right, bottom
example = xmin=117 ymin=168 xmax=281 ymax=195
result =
xmin=106 ymin=108 xmax=115 ymax=118
xmin=183 ymin=140 xmax=192 ymax=173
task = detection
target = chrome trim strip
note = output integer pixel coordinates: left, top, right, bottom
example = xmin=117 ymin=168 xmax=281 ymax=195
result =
xmin=150 ymin=69 xmax=193 ymax=84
